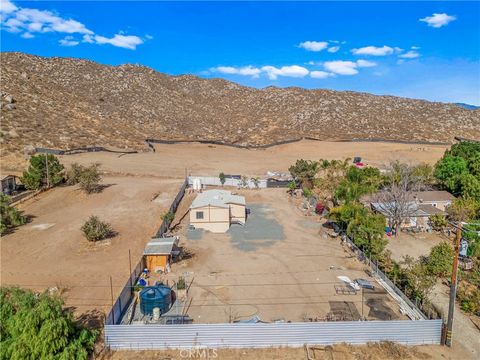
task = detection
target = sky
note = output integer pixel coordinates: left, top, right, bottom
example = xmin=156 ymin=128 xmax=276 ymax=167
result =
xmin=1 ymin=1 xmax=479 ymax=105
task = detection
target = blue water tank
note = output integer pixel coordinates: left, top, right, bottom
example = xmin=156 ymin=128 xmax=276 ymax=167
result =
xmin=139 ymin=285 xmax=172 ymax=316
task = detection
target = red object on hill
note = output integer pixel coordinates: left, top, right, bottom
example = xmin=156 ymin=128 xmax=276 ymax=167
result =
xmin=315 ymin=203 xmax=325 ymax=214
xmin=355 ymin=162 xmax=364 ymax=167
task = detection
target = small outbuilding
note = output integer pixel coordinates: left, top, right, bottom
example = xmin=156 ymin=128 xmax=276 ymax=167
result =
xmin=1 ymin=175 xmax=17 ymax=195
xmin=190 ymin=189 xmax=246 ymax=233
xmin=143 ymin=236 xmax=180 ymax=273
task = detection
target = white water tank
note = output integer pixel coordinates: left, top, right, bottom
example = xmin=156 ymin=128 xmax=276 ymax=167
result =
xmin=192 ymin=178 xmax=202 ymax=191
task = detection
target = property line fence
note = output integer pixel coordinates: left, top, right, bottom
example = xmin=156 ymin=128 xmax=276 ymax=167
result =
xmin=105 ymin=319 xmax=443 ymax=349
xmin=105 ymin=177 xmax=189 ymax=325
xmin=103 ymin=175 xmax=445 ymax=349
xmin=105 ymin=258 xmax=145 ymax=325
xmin=156 ymin=178 xmax=189 ymax=237
xmin=342 ymin=235 xmax=431 ymax=320
xmin=34 ymin=146 xmax=138 ymax=156
xmin=188 ymin=175 xmax=267 ymax=189
xmin=146 ymin=136 xmax=450 ymax=150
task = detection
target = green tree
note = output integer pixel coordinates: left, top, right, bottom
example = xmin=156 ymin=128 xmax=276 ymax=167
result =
xmin=22 ymin=154 xmax=64 ymax=190
xmin=334 ymin=166 xmax=383 ymax=204
xmin=425 ymin=242 xmax=454 ymax=276
xmin=434 ymin=141 xmax=480 ymax=198
xmin=81 ymin=215 xmax=114 ymax=242
xmin=0 ymin=287 xmax=97 ymax=359
xmin=460 ymin=173 xmax=480 ymax=200
xmin=347 ymin=211 xmax=387 ymax=258
xmin=251 ymin=177 xmax=260 ymax=189
xmin=447 ymin=198 xmax=480 ymax=221
xmin=328 ymin=202 xmax=387 ymax=259
xmin=288 ymin=159 xmax=319 ymax=189
xmin=219 ymin=172 xmax=226 ymax=186
xmin=0 ymin=194 xmax=26 ymax=235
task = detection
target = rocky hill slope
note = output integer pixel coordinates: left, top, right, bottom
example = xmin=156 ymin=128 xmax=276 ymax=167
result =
xmin=1 ymin=52 xmax=479 ymax=157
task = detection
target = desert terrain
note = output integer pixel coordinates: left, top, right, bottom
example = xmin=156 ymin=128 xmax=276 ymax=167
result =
xmin=0 ymin=176 xmax=182 ymax=321
xmin=1 ymin=52 xmax=479 ymax=160
xmin=1 ymin=139 xmax=450 ymax=177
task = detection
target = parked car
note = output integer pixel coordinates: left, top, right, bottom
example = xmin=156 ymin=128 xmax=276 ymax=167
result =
xmin=354 ymin=278 xmax=375 ymax=290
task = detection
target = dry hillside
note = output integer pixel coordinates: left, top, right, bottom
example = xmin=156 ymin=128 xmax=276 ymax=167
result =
xmin=1 ymin=52 xmax=479 ymax=158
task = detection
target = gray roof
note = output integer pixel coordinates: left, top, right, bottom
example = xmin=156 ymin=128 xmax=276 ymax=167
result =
xmin=143 ymin=236 xmax=178 ymax=255
xmin=371 ymin=202 xmax=446 ymax=217
xmin=190 ymin=189 xmax=246 ymax=209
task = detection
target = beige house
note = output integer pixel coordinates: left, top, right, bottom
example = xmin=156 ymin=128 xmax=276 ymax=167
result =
xmin=189 ymin=190 xmax=246 ymax=233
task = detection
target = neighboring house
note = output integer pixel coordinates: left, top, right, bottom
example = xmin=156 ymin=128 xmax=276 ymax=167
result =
xmin=143 ymin=236 xmax=180 ymax=273
xmin=189 ymin=189 xmax=246 ymax=233
xmin=410 ymin=191 xmax=455 ymax=211
xmin=1 ymin=175 xmax=17 ymax=195
xmin=364 ymin=191 xmax=455 ymax=230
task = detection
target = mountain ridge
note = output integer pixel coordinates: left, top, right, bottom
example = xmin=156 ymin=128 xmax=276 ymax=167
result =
xmin=1 ymin=52 xmax=479 ymax=158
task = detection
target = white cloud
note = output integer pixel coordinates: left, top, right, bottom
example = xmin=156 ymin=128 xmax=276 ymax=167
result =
xmin=352 ymin=45 xmax=395 ymax=56
xmin=356 ymin=59 xmax=377 ymax=68
xmin=0 ymin=0 xmax=17 ymax=14
xmin=10 ymin=8 xmax=93 ymax=34
xmin=420 ymin=13 xmax=456 ymax=28
xmin=399 ymin=50 xmax=420 ymax=59
xmin=59 ymin=35 xmax=79 ymax=47
xmin=82 ymin=34 xmax=94 ymax=43
xmin=213 ymin=66 xmax=262 ymax=78
xmin=20 ymin=31 xmax=33 ymax=38
xmin=93 ymin=34 xmax=143 ymax=50
xmin=1 ymin=1 xmax=146 ymax=50
xmin=323 ymin=61 xmax=359 ymax=75
xmin=261 ymin=65 xmax=309 ymax=80
xmin=298 ymin=41 xmax=328 ymax=52
xmin=310 ymin=70 xmax=333 ymax=79
xmin=327 ymin=46 xmax=340 ymax=53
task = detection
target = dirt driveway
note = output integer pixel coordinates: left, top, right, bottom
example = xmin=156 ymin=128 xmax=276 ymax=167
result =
xmin=0 ymin=176 xmax=181 ymax=319
xmin=166 ymin=188 xmax=405 ymax=323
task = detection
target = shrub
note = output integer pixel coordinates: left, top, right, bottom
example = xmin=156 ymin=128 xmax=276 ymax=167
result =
xmin=176 ymin=277 xmax=186 ymax=290
xmin=78 ymin=164 xmax=101 ymax=194
xmin=0 ymin=194 xmax=26 ymax=235
xmin=425 ymin=242 xmax=454 ymax=276
xmin=302 ymin=187 xmax=313 ymax=198
xmin=161 ymin=211 xmax=175 ymax=224
xmin=66 ymin=162 xmax=84 ymax=185
xmin=219 ymin=172 xmax=226 ymax=186
xmin=0 ymin=287 xmax=97 ymax=359
xmin=428 ymin=214 xmax=448 ymax=231
xmin=81 ymin=216 xmax=114 ymax=242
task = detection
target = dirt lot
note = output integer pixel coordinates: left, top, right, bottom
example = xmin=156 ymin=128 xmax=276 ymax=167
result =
xmin=0 ymin=139 xmax=447 ymax=178
xmin=162 ymin=188 xmax=405 ymax=323
xmin=0 ymin=176 xmax=181 ymax=320
xmin=386 ymin=232 xmax=449 ymax=262
xmin=99 ymin=343 xmax=467 ymax=360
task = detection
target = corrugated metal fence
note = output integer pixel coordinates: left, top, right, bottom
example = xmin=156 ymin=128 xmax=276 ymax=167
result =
xmin=105 ymin=320 xmax=443 ymax=349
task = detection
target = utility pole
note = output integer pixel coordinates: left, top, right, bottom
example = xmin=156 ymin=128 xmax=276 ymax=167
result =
xmin=45 ymin=154 xmax=50 ymax=188
xmin=445 ymin=223 xmax=463 ymax=347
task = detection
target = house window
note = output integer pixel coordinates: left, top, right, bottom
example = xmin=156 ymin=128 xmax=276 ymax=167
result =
xmin=196 ymin=211 xmax=204 ymax=220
